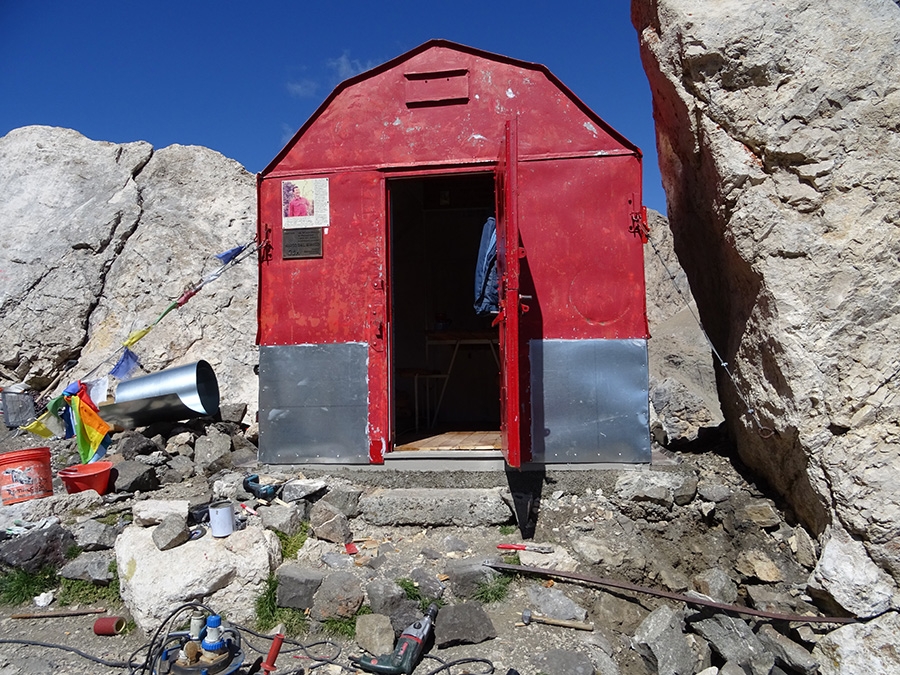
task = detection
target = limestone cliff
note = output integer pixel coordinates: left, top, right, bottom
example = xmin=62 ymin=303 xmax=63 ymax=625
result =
xmin=633 ymin=0 xmax=900 ymax=616
xmin=0 ymin=126 xmax=258 ymax=419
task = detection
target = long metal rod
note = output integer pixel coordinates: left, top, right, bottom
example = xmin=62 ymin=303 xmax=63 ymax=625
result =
xmin=11 ymin=608 xmax=107 ymax=619
xmin=485 ymin=562 xmax=857 ymax=624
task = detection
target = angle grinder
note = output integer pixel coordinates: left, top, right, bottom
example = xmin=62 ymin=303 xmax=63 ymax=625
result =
xmin=350 ymin=604 xmax=439 ymax=674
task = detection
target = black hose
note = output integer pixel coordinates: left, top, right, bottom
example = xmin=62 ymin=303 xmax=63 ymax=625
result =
xmin=0 ymin=637 xmax=129 ymax=668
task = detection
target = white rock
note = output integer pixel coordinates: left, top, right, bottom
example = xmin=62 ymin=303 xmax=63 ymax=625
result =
xmin=132 ymin=499 xmax=190 ymax=527
xmin=115 ymin=523 xmax=281 ymax=633
xmin=808 ymin=526 xmax=897 ymax=618
xmin=813 ymin=611 xmax=900 ymax=675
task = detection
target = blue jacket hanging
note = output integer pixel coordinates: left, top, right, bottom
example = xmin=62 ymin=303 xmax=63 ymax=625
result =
xmin=474 ymin=217 xmax=499 ymax=315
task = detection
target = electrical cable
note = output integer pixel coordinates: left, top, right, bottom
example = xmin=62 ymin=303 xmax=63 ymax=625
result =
xmin=0 ymin=637 xmax=129 ymax=668
xmin=422 ymin=654 xmax=495 ymax=674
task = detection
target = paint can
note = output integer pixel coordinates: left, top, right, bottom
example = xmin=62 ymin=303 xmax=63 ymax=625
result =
xmin=208 ymin=501 xmax=235 ymax=537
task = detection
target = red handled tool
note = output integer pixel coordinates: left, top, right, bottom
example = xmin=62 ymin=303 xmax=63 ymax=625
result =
xmin=497 ymin=543 xmax=553 ymax=554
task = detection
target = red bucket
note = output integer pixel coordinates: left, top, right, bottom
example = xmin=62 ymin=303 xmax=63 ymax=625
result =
xmin=0 ymin=447 xmax=54 ymax=505
xmin=58 ymin=461 xmax=113 ymax=495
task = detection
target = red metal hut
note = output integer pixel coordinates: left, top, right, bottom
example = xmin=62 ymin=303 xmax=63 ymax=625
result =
xmin=256 ymin=40 xmax=650 ymax=467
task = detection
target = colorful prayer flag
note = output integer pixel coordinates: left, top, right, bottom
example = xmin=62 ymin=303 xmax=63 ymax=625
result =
xmin=110 ymin=348 xmax=141 ymax=380
xmin=21 ymin=410 xmax=65 ymax=439
xmin=215 ymin=244 xmax=246 ymax=266
xmin=56 ymin=382 xmax=112 ymax=464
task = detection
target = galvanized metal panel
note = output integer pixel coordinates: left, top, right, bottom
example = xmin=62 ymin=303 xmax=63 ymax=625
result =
xmin=258 ymin=344 xmax=369 ymax=464
xmin=530 ymin=339 xmax=649 ymax=464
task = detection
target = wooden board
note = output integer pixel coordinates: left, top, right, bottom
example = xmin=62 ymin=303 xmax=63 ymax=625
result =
xmin=395 ymin=430 xmax=501 ymax=452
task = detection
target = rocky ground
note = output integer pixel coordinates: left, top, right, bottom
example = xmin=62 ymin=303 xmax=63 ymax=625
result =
xmin=0 ymin=416 xmax=850 ymax=675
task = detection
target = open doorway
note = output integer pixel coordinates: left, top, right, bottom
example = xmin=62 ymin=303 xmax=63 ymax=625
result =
xmin=389 ymin=173 xmax=501 ymax=450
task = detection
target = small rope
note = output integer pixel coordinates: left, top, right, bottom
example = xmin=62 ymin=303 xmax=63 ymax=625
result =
xmin=646 ymin=233 xmax=774 ymax=438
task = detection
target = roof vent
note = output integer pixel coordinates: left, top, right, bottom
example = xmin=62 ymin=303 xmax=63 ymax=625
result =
xmin=404 ymin=69 xmax=469 ymax=107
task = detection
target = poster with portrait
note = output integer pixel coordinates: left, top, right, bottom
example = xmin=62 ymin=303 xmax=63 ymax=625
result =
xmin=282 ymin=178 xmax=330 ymax=229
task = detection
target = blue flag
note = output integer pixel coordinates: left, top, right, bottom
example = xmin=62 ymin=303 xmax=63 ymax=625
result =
xmin=215 ymin=244 xmax=246 ymax=266
xmin=110 ymin=347 xmax=140 ymax=380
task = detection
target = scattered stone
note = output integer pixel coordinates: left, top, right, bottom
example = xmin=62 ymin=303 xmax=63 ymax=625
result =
xmin=310 ymin=571 xmax=363 ymax=620
xmin=230 ymin=436 xmax=258 ymax=467
xmin=59 ymin=550 xmax=115 ymax=584
xmin=735 ymin=549 xmax=784 ymax=582
xmin=112 ymin=460 xmax=160 ymax=493
xmin=275 ymin=564 xmax=324 ymax=610
xmin=593 ymin=589 xmax=650 ymax=635
xmin=355 ymin=613 xmax=395 ymax=656
xmin=135 ymin=451 xmax=168 ymax=467
xmin=691 ymin=614 xmax=775 ymax=675
xmin=218 ymin=403 xmax=247 ymax=424
xmin=309 ymin=500 xmax=352 ymax=544
xmin=692 ymin=568 xmax=738 ymax=604
xmin=434 ymin=603 xmax=496 ymax=647
xmin=321 ymin=485 xmax=362 ymax=518
xmin=258 ymin=504 xmax=304 ymax=537
xmin=615 ymin=473 xmax=676 ymax=508
xmin=193 ymin=427 xmax=233 ymax=476
xmin=698 ymin=483 xmax=732 ymax=503
xmin=409 ymin=567 xmax=444 ymax=600
xmin=526 ymin=584 xmax=588 ymax=622
xmin=746 ymin=584 xmax=819 ymax=617
xmin=442 ymin=535 xmax=469 ymax=552
xmin=282 ymin=479 xmax=327 ymax=502
xmin=673 ymin=474 xmax=698 ymax=506
xmin=115 ymin=430 xmax=159 ymax=460
xmin=813 ymin=610 xmax=900 ymax=675
xmin=0 ymin=522 xmax=75 ymax=573
xmin=808 ymin=526 xmax=895 ymax=618
xmin=790 ymin=527 xmax=817 ymax=569
xmin=152 ymin=514 xmax=190 ymax=551
xmin=132 ymin=500 xmax=190 ymax=527
xmin=444 ymin=558 xmax=500 ymax=599
xmin=75 ymin=519 xmax=119 ymax=551
xmin=165 ymin=431 xmax=196 ymax=459
xmin=210 ymin=473 xmax=242 ymax=501
xmin=632 ymin=606 xmax=696 ymax=675
xmin=739 ymin=500 xmax=782 ymax=529
xmin=365 ymin=579 xmax=419 ymax=635
xmin=321 ymin=552 xmax=353 ymax=569
xmin=166 ymin=454 xmax=195 ymax=480
xmin=757 ymin=624 xmax=818 ymax=675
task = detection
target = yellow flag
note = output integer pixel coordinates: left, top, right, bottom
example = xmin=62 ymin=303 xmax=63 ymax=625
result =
xmin=123 ymin=326 xmax=153 ymax=348
xmin=21 ymin=411 xmax=64 ymax=439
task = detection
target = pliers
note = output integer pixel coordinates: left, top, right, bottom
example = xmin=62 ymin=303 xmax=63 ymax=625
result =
xmin=496 ymin=543 xmax=554 ymax=554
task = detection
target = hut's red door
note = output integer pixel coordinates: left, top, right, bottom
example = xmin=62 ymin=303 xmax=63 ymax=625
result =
xmin=495 ymin=119 xmax=524 ymax=468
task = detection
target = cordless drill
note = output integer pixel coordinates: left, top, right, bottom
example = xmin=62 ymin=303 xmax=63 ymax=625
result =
xmin=350 ymin=604 xmax=438 ymax=674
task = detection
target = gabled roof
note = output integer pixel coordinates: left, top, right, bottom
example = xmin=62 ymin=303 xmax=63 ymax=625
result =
xmin=262 ymin=39 xmax=639 ymax=177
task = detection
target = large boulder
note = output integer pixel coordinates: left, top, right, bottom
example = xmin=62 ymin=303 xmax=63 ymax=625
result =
xmin=0 ymin=126 xmax=258 ymax=419
xmin=632 ymin=0 xmax=900 ymax=596
xmin=115 ymin=523 xmax=281 ymax=633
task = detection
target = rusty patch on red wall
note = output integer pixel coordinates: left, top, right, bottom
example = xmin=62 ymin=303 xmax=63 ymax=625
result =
xmin=404 ymin=69 xmax=469 ymax=107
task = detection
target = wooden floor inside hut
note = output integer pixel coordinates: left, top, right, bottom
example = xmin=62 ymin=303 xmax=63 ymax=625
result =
xmin=394 ymin=430 xmax=502 ymax=451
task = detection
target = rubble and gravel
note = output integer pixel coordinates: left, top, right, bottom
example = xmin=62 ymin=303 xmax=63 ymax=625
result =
xmin=0 ymin=417 xmax=866 ymax=675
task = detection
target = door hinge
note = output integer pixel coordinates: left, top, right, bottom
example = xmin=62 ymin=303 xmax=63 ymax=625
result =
xmin=629 ymin=203 xmax=649 ymax=243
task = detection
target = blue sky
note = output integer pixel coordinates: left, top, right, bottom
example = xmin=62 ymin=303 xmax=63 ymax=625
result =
xmin=0 ymin=1 xmax=665 ymax=212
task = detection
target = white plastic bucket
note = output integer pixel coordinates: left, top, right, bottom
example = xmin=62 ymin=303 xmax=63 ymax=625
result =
xmin=208 ymin=501 xmax=235 ymax=537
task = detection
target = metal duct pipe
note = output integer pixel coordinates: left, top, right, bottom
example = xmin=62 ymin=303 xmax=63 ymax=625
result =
xmin=101 ymin=360 xmax=220 ymax=428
